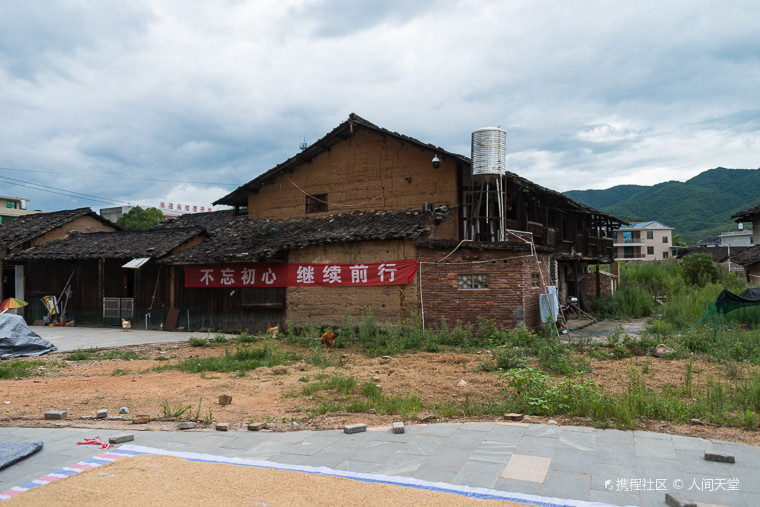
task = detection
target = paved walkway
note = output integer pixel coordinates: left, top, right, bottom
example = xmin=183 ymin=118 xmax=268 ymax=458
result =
xmin=1 ymin=423 xmax=757 ymax=506
xmin=563 ymin=319 xmax=648 ymax=344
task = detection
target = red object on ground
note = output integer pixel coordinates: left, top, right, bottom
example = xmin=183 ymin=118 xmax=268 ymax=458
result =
xmin=76 ymin=437 xmax=112 ymax=450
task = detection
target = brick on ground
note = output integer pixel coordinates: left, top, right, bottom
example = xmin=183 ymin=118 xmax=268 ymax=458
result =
xmin=343 ymin=423 xmax=367 ymax=434
xmin=109 ymin=433 xmax=134 ymax=444
xmin=704 ymin=451 xmax=735 ymax=463
xmin=665 ymin=492 xmax=697 ymax=507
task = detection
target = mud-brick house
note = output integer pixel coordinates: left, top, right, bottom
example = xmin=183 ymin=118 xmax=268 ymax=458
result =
xmin=731 ymin=206 xmax=760 ymax=286
xmin=7 ymin=227 xmax=206 ymax=326
xmin=0 ymin=208 xmax=119 ymax=302
xmin=153 ymin=114 xmax=621 ymax=332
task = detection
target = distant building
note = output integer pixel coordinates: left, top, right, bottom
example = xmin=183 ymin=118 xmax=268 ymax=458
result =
xmin=612 ymin=221 xmax=674 ymax=261
xmin=0 ymin=195 xmax=40 ymax=225
xmin=99 ymin=206 xmax=134 ymax=224
xmin=718 ymin=227 xmax=753 ymax=247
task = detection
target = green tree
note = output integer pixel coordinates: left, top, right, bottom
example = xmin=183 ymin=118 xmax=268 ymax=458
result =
xmin=116 ymin=206 xmax=165 ymax=230
xmin=671 ymin=234 xmax=688 ymax=247
xmin=681 ymin=253 xmax=718 ymax=287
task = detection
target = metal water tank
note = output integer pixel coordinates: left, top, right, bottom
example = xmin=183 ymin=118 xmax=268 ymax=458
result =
xmin=471 ymin=127 xmax=506 ymax=178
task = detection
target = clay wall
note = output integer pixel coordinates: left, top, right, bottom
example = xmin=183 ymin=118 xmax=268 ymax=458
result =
xmin=31 ymin=216 xmax=117 ymax=246
xmin=246 ymin=129 xmax=460 ymax=241
xmin=286 ymin=239 xmax=419 ymax=325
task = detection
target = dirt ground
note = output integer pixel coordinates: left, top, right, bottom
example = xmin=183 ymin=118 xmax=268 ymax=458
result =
xmin=1 ymin=341 xmax=759 ymax=446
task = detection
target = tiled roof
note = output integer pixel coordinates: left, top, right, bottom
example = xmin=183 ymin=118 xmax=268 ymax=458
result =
xmin=732 ymin=205 xmax=760 ymax=222
xmin=161 ymin=207 xmax=453 ymax=264
xmin=8 ymin=227 xmax=205 ymax=261
xmin=504 ymin=172 xmax=625 ymax=225
xmin=678 ymin=246 xmax=751 ymax=264
xmin=152 ymin=209 xmax=248 ymax=234
xmin=214 ymin=114 xmax=625 ymax=227
xmin=0 ymin=208 xmax=119 ymax=250
xmin=732 ymin=246 xmax=760 ymax=267
xmin=215 ymin=113 xmax=470 ymax=208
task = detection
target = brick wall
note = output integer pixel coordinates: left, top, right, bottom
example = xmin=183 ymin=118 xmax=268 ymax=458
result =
xmin=579 ymin=271 xmax=618 ymax=304
xmin=417 ymin=245 xmax=548 ymax=330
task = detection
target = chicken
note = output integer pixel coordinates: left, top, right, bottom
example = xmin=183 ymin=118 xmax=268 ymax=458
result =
xmin=121 ymin=318 xmax=131 ymax=331
xmin=267 ymin=322 xmax=279 ymax=338
xmin=320 ymin=331 xmax=338 ymax=352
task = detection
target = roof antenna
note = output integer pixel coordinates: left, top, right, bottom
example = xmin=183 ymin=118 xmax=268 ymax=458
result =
xmin=299 ymin=133 xmax=308 ymax=151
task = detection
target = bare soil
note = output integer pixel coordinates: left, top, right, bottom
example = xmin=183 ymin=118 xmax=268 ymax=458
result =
xmin=1 ymin=341 xmax=759 ymax=446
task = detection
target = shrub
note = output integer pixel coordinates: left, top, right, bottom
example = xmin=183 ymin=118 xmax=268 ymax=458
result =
xmin=188 ymin=337 xmax=210 ymax=347
xmin=681 ymin=253 xmax=719 ymax=287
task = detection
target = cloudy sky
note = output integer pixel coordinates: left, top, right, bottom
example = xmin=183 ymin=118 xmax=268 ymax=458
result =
xmin=1 ymin=1 xmax=758 ymax=213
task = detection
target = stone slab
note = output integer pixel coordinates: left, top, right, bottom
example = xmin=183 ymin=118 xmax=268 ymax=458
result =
xmin=665 ymin=492 xmax=697 ymax=507
xmin=108 ymin=433 xmax=134 ymax=444
xmin=43 ymin=410 xmax=67 ymax=420
xmin=343 ymin=423 xmax=367 ymax=434
xmin=500 ymin=453 xmax=551 ymax=483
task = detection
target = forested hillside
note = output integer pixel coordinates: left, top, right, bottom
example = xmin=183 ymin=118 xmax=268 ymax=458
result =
xmin=564 ymin=167 xmax=760 ymax=244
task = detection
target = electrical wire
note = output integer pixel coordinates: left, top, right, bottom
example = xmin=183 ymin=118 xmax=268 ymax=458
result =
xmin=284 ymin=175 xmax=382 ymax=208
xmin=0 ymin=175 xmax=129 ymax=206
xmin=0 ymin=166 xmax=242 ymax=187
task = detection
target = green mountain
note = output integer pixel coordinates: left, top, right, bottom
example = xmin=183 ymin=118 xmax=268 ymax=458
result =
xmin=564 ymin=167 xmax=760 ymax=245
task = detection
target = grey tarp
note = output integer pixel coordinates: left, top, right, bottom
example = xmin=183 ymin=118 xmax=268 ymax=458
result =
xmin=0 ymin=441 xmax=43 ymax=470
xmin=0 ymin=314 xmax=57 ymax=360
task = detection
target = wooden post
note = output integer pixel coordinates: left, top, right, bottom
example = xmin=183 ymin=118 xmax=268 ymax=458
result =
xmin=595 ymin=263 xmax=601 ymax=299
xmin=169 ymin=266 xmax=176 ymax=309
xmin=97 ymin=259 xmax=104 ymax=305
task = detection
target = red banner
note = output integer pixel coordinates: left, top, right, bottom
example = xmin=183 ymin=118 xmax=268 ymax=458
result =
xmin=184 ymin=260 xmax=419 ymax=288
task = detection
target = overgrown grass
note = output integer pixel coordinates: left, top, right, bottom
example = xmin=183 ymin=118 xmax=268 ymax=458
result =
xmin=0 ymin=360 xmax=45 ymax=379
xmin=495 ymin=362 xmax=760 ymax=430
xmin=65 ymin=349 xmax=144 ymax=361
xmin=297 ymin=374 xmax=422 ymax=419
xmin=165 ymin=342 xmax=294 ymax=374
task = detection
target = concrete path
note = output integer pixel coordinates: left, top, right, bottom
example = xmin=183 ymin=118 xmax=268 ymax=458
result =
xmin=1 ymin=423 xmax=757 ymax=506
xmin=31 ymin=325 xmax=228 ymax=353
xmin=563 ymin=318 xmax=648 ymax=344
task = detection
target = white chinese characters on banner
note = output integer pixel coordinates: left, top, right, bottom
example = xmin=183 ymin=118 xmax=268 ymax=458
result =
xmin=185 ymin=260 xmax=418 ymax=288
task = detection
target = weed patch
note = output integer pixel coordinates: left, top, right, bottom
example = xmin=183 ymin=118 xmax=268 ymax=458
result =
xmin=0 ymin=360 xmax=45 ymax=379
